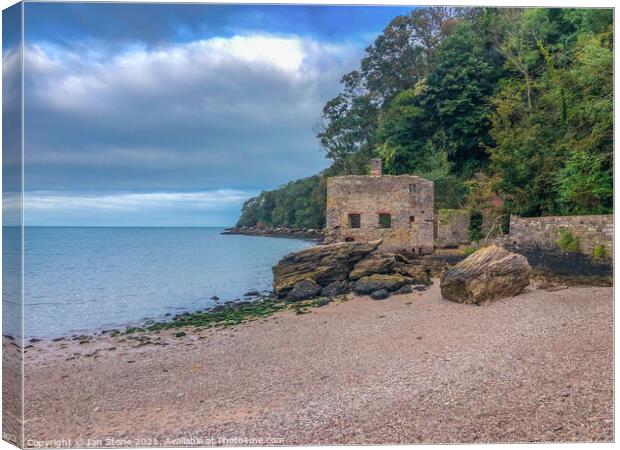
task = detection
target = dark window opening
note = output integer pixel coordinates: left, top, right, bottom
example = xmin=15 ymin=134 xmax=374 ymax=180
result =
xmin=378 ymin=213 xmax=391 ymax=229
xmin=409 ymin=184 xmax=416 ymax=193
xmin=409 ymin=215 xmax=415 ymax=227
xmin=345 ymin=236 xmax=355 ymax=242
xmin=348 ymin=213 xmax=361 ymax=229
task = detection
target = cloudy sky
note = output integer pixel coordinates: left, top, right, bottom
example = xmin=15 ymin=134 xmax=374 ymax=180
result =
xmin=18 ymin=3 xmax=412 ymax=226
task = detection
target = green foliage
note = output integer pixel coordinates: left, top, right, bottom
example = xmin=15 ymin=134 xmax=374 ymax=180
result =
xmin=489 ymin=9 xmax=613 ymax=217
xmin=592 ymin=244 xmax=608 ymax=260
xmin=463 ymin=247 xmax=477 ymax=257
xmin=237 ymin=174 xmax=326 ymax=229
xmin=469 ymin=210 xmax=484 ymax=242
xmin=557 ymin=231 xmax=581 ymax=253
xmin=377 ymin=87 xmax=431 ymax=174
xmin=236 ymin=7 xmax=613 ymax=229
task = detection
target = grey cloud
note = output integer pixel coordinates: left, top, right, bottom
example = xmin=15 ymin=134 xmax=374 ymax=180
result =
xmin=24 ymin=34 xmax=361 ymax=192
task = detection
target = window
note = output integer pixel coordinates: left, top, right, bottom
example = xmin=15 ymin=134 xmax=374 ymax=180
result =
xmin=409 ymin=184 xmax=416 ymax=193
xmin=409 ymin=215 xmax=415 ymax=227
xmin=348 ymin=213 xmax=361 ymax=229
xmin=378 ymin=213 xmax=391 ymax=229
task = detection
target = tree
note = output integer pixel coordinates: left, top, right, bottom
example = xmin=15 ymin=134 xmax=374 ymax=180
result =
xmin=490 ymin=8 xmax=612 ymax=217
xmin=423 ymin=10 xmax=504 ymax=174
xmin=316 ymin=7 xmax=466 ymax=168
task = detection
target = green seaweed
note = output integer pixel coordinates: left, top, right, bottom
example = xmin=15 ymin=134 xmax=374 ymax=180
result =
xmin=145 ymin=299 xmax=288 ymax=332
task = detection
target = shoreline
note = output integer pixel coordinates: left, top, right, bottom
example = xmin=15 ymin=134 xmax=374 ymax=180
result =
xmin=22 ymin=281 xmax=613 ymax=444
xmin=21 ymin=289 xmax=280 ymax=342
xmin=222 ymin=226 xmax=323 ymax=241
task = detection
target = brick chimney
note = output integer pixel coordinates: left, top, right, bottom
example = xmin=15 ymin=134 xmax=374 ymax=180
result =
xmin=370 ymin=158 xmax=382 ymax=177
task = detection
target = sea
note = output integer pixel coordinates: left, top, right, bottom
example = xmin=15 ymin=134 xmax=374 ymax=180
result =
xmin=21 ymin=227 xmax=312 ymax=338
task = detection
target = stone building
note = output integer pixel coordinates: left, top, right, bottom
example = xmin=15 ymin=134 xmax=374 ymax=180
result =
xmin=324 ymin=159 xmax=435 ymax=253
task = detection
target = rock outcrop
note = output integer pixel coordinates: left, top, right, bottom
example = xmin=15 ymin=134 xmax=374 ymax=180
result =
xmin=273 ymin=240 xmax=381 ymax=297
xmin=222 ymin=225 xmax=322 ymax=240
xmin=272 ymin=239 xmax=471 ymax=301
xmin=440 ymin=245 xmax=531 ymax=305
xmin=349 ymin=253 xmax=397 ymax=280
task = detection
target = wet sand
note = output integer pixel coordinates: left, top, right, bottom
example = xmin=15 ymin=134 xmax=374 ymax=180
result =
xmin=23 ymin=281 xmax=613 ymax=445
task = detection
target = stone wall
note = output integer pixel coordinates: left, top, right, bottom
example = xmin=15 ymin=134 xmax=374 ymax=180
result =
xmin=508 ymin=214 xmax=613 ymax=257
xmin=436 ymin=209 xmax=470 ymax=247
xmin=325 ymin=175 xmax=434 ymax=253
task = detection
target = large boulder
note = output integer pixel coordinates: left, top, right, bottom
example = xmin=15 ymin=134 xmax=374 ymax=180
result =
xmin=354 ymin=274 xmax=410 ymax=295
xmin=440 ymin=245 xmax=531 ymax=305
xmin=273 ymin=240 xmax=381 ymax=297
xmin=286 ymin=279 xmax=322 ymax=302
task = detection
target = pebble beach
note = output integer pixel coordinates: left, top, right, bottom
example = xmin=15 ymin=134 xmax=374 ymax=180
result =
xmin=22 ymin=281 xmax=613 ymax=445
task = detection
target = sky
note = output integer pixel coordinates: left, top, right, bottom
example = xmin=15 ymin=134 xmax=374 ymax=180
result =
xmin=13 ymin=3 xmax=414 ymax=226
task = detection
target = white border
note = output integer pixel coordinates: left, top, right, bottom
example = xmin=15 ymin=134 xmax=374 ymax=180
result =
xmin=0 ymin=2 xmax=616 ymax=450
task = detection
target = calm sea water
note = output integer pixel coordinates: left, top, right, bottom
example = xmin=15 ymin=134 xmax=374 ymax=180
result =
xmin=24 ymin=227 xmax=312 ymax=338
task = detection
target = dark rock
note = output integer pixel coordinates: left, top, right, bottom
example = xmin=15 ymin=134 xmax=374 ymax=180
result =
xmin=273 ymin=240 xmax=381 ymax=297
xmin=221 ymin=225 xmax=323 ymax=240
xmin=210 ymin=295 xmax=220 ymax=300
xmin=370 ymin=289 xmax=390 ymax=300
xmin=413 ymin=285 xmax=429 ymax=292
xmin=354 ymin=274 xmax=410 ymax=295
xmin=320 ymin=281 xmax=348 ymax=297
xmin=394 ymin=285 xmax=413 ymax=295
xmin=286 ymin=279 xmax=322 ymax=302
xmin=244 ymin=290 xmax=260 ymax=297
xmin=440 ymin=245 xmax=531 ymax=305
